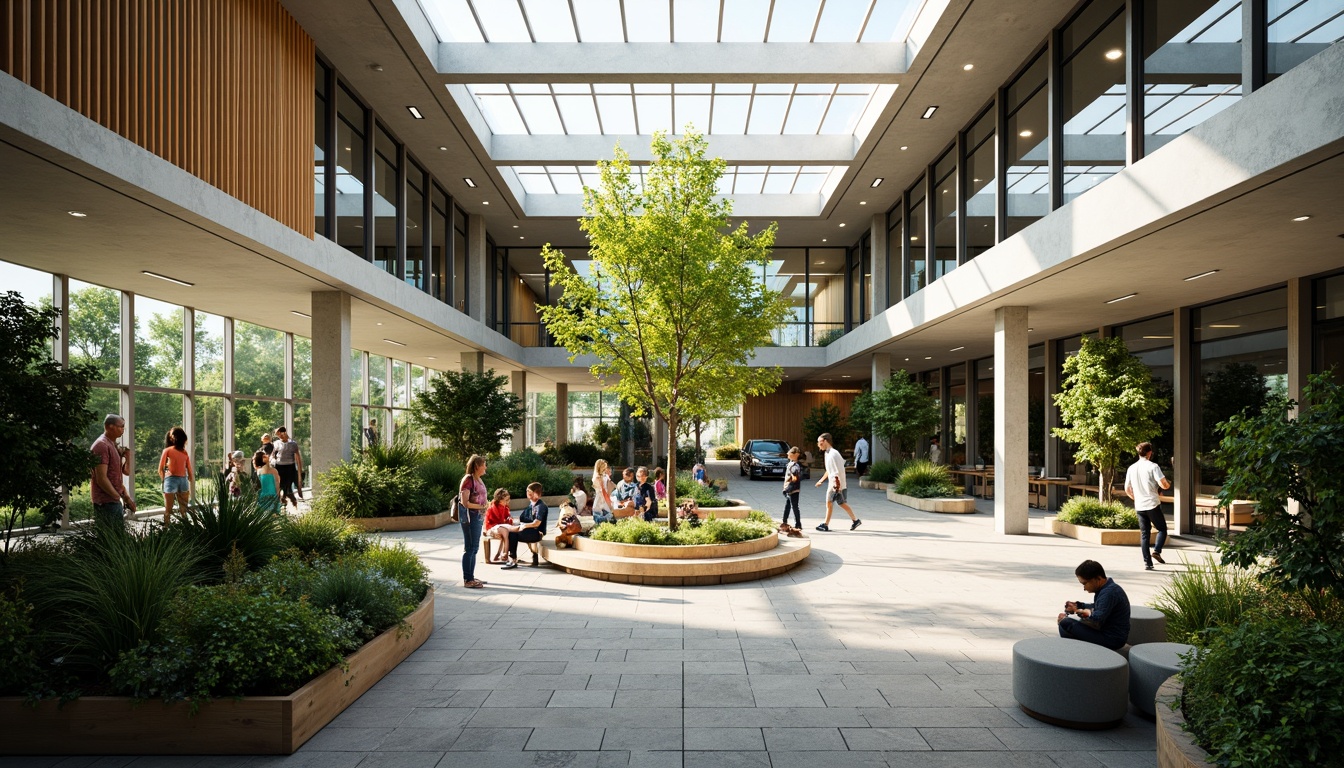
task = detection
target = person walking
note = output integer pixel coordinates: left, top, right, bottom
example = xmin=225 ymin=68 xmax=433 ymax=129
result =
xmin=458 ymin=454 xmax=489 ymax=588
xmin=271 ymin=426 xmax=304 ymax=509
xmin=1125 ymin=441 xmax=1171 ymax=570
xmin=254 ymin=450 xmax=281 ymax=514
xmin=362 ymin=419 xmax=380 ymax=453
xmin=157 ymin=426 xmax=194 ymax=523
xmin=814 ymin=432 xmax=860 ymax=532
xmin=853 ymin=435 xmax=870 ymax=477
xmin=928 ymin=435 xmax=942 ymax=464
xmin=1057 ymin=560 xmax=1131 ymax=649
xmin=782 ymin=446 xmax=803 ymax=528
xmin=90 ymin=414 xmax=135 ymax=526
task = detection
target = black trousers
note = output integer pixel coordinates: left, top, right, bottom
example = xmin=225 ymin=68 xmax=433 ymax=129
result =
xmin=275 ymin=463 xmax=300 ymax=505
xmin=782 ymin=492 xmax=801 ymax=527
xmin=507 ymin=527 xmax=543 ymax=559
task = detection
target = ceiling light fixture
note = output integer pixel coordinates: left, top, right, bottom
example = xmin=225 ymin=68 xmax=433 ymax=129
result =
xmin=900 ymin=146 xmax=908 ymax=150
xmin=512 ymin=224 xmax=519 ymax=228
xmin=142 ymin=270 xmax=194 ymax=287
xmin=910 ymin=235 xmax=920 ymax=241
xmin=821 ymin=239 xmax=827 ymax=243
xmin=67 ymin=210 xmax=88 ymax=218
xmin=407 ymin=106 xmax=424 ymax=119
xmin=921 ymin=106 xmax=938 ymax=119
xmin=870 ymin=178 xmax=883 ymax=188
xmin=839 ymin=222 xmax=846 ymax=228
xmin=290 ymin=311 xmax=311 ymax=319
xmin=438 ymin=146 xmax=448 ymax=151
xmin=1104 ymin=49 xmax=1123 ymax=60
xmin=1208 ymin=324 xmax=1241 ymax=329
xmin=924 ymin=356 xmax=933 ymax=360
xmin=1142 ymin=335 xmax=1173 ymax=340
xmin=427 ymin=356 xmax=436 ymax=360
xmin=368 ymin=63 xmax=383 ymax=72
xmin=841 ymin=375 xmax=851 ymax=378
xmin=383 ymin=339 xmax=406 ymax=347
xmin=950 ymin=346 xmax=964 ymax=352
xmin=963 ymin=63 xmax=974 ymax=71
xmin=1293 ymin=215 xmax=1311 ymax=222
xmin=519 ymin=236 xmax=525 ymax=240
xmin=376 ymin=322 xmax=383 ymax=326
xmin=463 ymin=178 xmax=477 ymax=188
xmin=1106 ymin=293 xmax=1137 ymax=304
xmin=859 ymin=201 xmax=867 ymax=205
xmin=482 ymin=201 xmax=489 ymax=205
xmin=1019 ymin=129 xmax=1033 ymax=137
xmin=1184 ymin=269 xmax=1219 ymax=281
xmin=1028 ymin=328 xmax=1034 ymax=332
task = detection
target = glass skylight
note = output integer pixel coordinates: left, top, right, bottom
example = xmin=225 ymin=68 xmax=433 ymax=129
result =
xmin=420 ymin=0 xmax=925 ymax=43
xmin=508 ymin=165 xmax=841 ymax=195
xmin=468 ymin=83 xmax=879 ymax=136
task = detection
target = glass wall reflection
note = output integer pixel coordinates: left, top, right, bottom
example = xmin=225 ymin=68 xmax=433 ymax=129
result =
xmin=1061 ymin=0 xmax=1127 ymax=202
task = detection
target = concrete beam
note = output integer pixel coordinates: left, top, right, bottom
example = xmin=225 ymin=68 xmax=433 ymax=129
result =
xmin=438 ymin=43 xmax=908 ymax=83
xmin=491 ymin=134 xmax=856 ymax=164
xmin=522 ymin=191 xmax=824 ymax=219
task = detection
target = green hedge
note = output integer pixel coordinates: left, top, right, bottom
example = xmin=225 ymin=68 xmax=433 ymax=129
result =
xmin=485 ymin=450 xmax=575 ymax=498
xmin=714 ymin=443 xmax=741 ymax=460
xmin=674 ymin=476 xmax=732 ymax=507
xmin=1055 ymin=496 xmax=1138 ymax=529
xmin=590 ymin=514 xmax=774 ymax=546
xmin=867 ymin=459 xmax=907 ymax=484
xmin=894 ymin=460 xmax=959 ymax=498
xmin=315 ymin=462 xmax=443 ymax=518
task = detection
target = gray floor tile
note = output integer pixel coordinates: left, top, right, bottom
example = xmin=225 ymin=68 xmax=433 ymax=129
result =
xmin=683 ymin=728 xmax=765 ymax=751
xmin=525 ymin=728 xmax=606 ymax=751
xmin=682 ymin=752 xmax=770 ymax=768
xmin=483 ymin=689 xmax=555 ymax=708
xmin=600 ymin=729 xmax=684 ymax=751
xmin=351 ymin=753 xmax=445 ymax=768
xmin=838 ymin=727 xmax=931 ymax=751
xmin=917 ymin=728 xmax=1009 ymax=751
xmin=447 ymin=727 xmax=533 ymax=751
xmin=376 ymin=729 xmax=463 ymax=752
xmin=761 ymin=727 xmax=848 ymax=751
xmin=297 ymin=727 xmax=391 ymax=752
xmin=820 ymin=689 xmax=891 ymax=708
xmin=550 ymin=690 xmax=617 ymax=708
xmin=614 ymin=690 xmax=683 ymax=708
xmin=767 ymin=752 xmax=891 ymax=768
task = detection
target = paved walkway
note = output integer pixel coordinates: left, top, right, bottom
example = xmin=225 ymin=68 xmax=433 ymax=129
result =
xmin=10 ymin=461 xmax=1210 ymax=768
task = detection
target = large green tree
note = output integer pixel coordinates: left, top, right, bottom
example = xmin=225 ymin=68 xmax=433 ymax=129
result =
xmin=1052 ymin=336 xmax=1168 ymax=502
xmin=0 ymin=293 xmax=97 ymax=555
xmin=410 ymin=368 xmax=525 ymax=464
xmin=849 ymin=370 xmax=941 ymax=459
xmin=538 ymin=131 xmax=789 ymax=528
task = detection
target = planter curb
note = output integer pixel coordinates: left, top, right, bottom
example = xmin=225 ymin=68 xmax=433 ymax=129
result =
xmin=1155 ymin=677 xmax=1208 ymax=768
xmin=1049 ymin=517 xmax=1141 ymax=545
xmin=886 ymin=489 xmax=977 ymax=513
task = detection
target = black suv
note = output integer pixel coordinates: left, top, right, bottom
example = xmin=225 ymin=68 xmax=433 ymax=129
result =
xmin=740 ymin=439 xmax=795 ymax=480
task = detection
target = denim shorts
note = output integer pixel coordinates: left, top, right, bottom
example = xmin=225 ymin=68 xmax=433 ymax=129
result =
xmin=163 ymin=475 xmax=190 ymax=494
xmin=827 ymin=488 xmax=848 ymax=505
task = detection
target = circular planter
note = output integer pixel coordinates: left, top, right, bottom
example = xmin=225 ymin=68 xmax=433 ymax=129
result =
xmin=543 ymin=531 xmax=810 ymax=586
xmin=886 ymin=488 xmax=976 ymax=513
xmin=575 ymin=531 xmax=778 ymax=559
xmin=1155 ymin=677 xmax=1210 ymax=768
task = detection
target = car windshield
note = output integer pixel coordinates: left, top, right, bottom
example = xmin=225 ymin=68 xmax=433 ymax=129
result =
xmin=753 ymin=441 xmax=790 ymax=454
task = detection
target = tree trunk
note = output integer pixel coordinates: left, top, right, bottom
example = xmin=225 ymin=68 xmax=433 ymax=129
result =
xmin=666 ymin=415 xmax=680 ymax=532
xmin=1098 ymin=465 xmax=1113 ymax=503
xmin=694 ymin=419 xmax=703 ymax=462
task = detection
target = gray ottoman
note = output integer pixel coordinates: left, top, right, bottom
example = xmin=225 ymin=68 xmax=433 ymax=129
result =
xmin=1013 ymin=637 xmax=1129 ymax=729
xmin=1128 ymin=606 xmax=1168 ymax=645
xmin=1129 ymin=642 xmax=1194 ymax=718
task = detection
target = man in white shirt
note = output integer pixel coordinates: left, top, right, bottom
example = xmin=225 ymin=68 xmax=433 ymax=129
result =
xmin=853 ymin=436 xmax=870 ymax=477
xmin=1124 ymin=441 xmax=1171 ymax=570
xmin=814 ymin=432 xmax=861 ymax=532
xmin=928 ymin=435 xmax=942 ymax=465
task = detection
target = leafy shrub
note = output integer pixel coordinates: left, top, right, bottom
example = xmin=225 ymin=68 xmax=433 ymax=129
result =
xmin=714 ymin=443 xmax=741 ymax=460
xmin=674 ymin=444 xmax=701 ymax=469
xmin=559 ymin=441 xmax=603 ymax=468
xmin=485 ymin=450 xmax=574 ymax=497
xmin=591 ymin=515 xmax=773 ymax=545
xmin=175 ymin=482 xmax=284 ymax=575
xmin=416 ymin=453 xmax=462 ymax=496
xmin=591 ymin=518 xmax=674 ymax=545
xmin=1055 ymin=496 xmax=1139 ymax=529
xmin=309 ymin=560 xmax=417 ymax=642
xmin=867 ymin=459 xmax=908 ymax=484
xmin=1150 ymin=555 xmax=1265 ymax=645
xmin=280 ymin=511 xmax=367 ymax=560
xmin=537 ymin=443 xmax=565 ymax=466
xmin=674 ymin=477 xmax=732 ymax=507
xmin=365 ymin=431 xmax=424 ymax=472
xmin=315 ymin=462 xmax=441 ymax=518
xmin=1180 ymin=610 xmax=1344 ymax=768
xmin=362 ymin=540 xmax=431 ymax=602
xmin=745 ymin=510 xmax=773 ymax=526
xmin=110 ymin=583 xmax=357 ymax=702
xmin=894 ymin=460 xmax=959 ymax=498
xmin=244 ymin=555 xmax=324 ymax=600
xmin=0 ymin=587 xmax=41 ymax=695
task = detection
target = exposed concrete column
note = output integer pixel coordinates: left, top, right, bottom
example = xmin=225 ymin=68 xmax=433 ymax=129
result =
xmin=1172 ymin=308 xmax=1195 ymax=535
xmin=870 ymin=352 xmax=891 ymax=463
xmin=120 ymin=291 xmax=135 ymax=492
xmin=467 ymin=214 xmax=488 ymax=324
xmin=1286 ymin=277 xmax=1311 ymax=405
xmin=311 ymin=291 xmax=352 ymax=490
xmin=994 ymin=306 xmax=1030 ymax=535
xmin=53 ymin=274 xmax=71 ymax=528
xmin=870 ymin=213 xmax=889 ymax=310
xmin=460 ymin=351 xmax=484 ymax=373
xmin=555 ymin=383 xmax=569 ymax=445
xmin=1043 ymin=341 xmax=1063 ymax=509
xmin=511 ymin=370 xmax=527 ymax=452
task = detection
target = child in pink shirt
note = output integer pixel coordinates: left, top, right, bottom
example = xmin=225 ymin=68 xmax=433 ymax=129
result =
xmin=485 ymin=488 xmax=520 ymax=563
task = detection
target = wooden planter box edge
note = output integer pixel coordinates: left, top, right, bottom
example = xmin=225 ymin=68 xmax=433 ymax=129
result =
xmin=1049 ymin=518 xmax=1141 ymax=545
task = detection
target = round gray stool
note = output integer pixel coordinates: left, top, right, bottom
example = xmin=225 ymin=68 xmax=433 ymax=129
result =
xmin=1128 ymin=642 xmax=1194 ymax=718
xmin=1013 ymin=637 xmax=1129 ymax=729
xmin=1128 ymin=606 xmax=1168 ymax=646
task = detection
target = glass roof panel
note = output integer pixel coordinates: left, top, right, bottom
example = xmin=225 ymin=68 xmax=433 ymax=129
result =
xmin=674 ymin=0 xmax=719 ymax=41
xmin=711 ymin=95 xmax=750 ymax=133
xmin=507 ymin=165 xmax=841 ymax=196
xmin=573 ymin=0 xmax=624 ymax=41
xmin=516 ymin=94 xmax=566 ymax=133
xmin=783 ymin=94 xmax=829 ymax=133
xmin=860 ymin=0 xmax=920 ymax=42
xmin=626 ymin=2 xmax=670 ymax=42
xmin=721 ymin=0 xmax=770 ymax=41
xmin=674 ymin=94 xmax=712 ymax=134
xmin=418 ymin=0 xmax=484 ymax=42
xmin=819 ymin=93 xmax=870 ymax=133
xmin=472 ymin=0 xmax=530 ymax=42
xmin=557 ymin=95 xmax=603 ymax=133
xmin=794 ymin=172 xmax=826 ymax=194
xmin=747 ymin=94 xmax=789 ymax=134
xmin=734 ymin=170 xmax=766 ymax=194
xmin=815 ymin=0 xmax=872 ymax=42
xmin=763 ymin=169 xmax=798 ymax=193
xmin=476 ymin=94 xmax=529 ymax=133
xmin=635 ymin=94 xmax=674 ymax=134
xmin=768 ymin=0 xmax=823 ymax=41
xmin=521 ymin=0 xmax=578 ymax=41
xmin=552 ymin=172 xmax=584 ymax=194
xmin=595 ymin=94 xmax=637 ymax=132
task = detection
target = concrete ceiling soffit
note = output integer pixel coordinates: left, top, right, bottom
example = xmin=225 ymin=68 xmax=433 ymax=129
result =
xmin=489 ymin=134 xmax=858 ymax=165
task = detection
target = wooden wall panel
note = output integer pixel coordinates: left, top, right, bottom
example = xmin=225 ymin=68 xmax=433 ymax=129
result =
xmin=2 ymin=0 xmax=314 ymax=236
xmin=742 ymin=391 xmax=859 ymax=454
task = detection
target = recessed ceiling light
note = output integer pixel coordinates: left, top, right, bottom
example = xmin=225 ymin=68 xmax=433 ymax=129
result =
xmin=519 ymin=236 xmax=525 ymax=239
xmin=1104 ymin=49 xmax=1123 ymax=60
xmin=67 ymin=210 xmax=88 ymax=217
xmin=921 ymin=106 xmax=938 ymax=119
xmin=816 ymin=260 xmax=826 ymax=264
xmin=427 ymin=356 xmax=436 ymax=360
xmin=924 ymin=356 xmax=933 ymax=360
xmin=463 ymin=178 xmax=477 ymax=188
xmin=963 ymin=63 xmax=974 ymax=71
xmin=383 ymin=338 xmax=406 ymax=347
xmin=859 ymin=201 xmax=867 ymax=205
xmin=950 ymin=346 xmax=964 ymax=352
xmin=904 ymin=357 xmax=910 ymax=361
xmin=1293 ymin=215 xmax=1311 ymax=222
xmin=841 ymin=375 xmax=851 ymax=378
xmin=290 ymin=311 xmax=311 ymax=318
xmin=1209 ymin=324 xmax=1241 ymax=329
xmin=142 ymin=270 xmax=193 ymax=287
xmin=368 ymin=63 xmax=383 ymax=72
xmin=839 ymin=222 xmax=846 ymax=228
xmin=821 ymin=239 xmax=827 ymax=243
xmin=1106 ymin=293 xmax=1137 ymax=304
xmin=900 ymin=146 xmax=908 ymax=150
xmin=910 ymin=235 xmax=920 ymax=241
xmin=870 ymin=178 xmax=883 ymax=188
xmin=1027 ymin=328 xmax=1034 ymax=332
xmin=407 ymin=106 xmax=424 ymax=119
xmin=438 ymin=146 xmax=448 ymax=151
xmin=1019 ymin=129 xmax=1033 ymax=138
xmin=1142 ymin=335 xmax=1173 ymax=340
xmin=376 ymin=322 xmax=383 ymax=326
xmin=1184 ymin=270 xmax=1219 ymax=281
xmin=482 ymin=201 xmax=489 ymax=205
xmin=513 ymin=224 xmax=519 ymax=228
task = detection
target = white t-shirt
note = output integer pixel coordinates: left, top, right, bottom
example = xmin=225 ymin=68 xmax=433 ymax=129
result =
xmin=929 ymin=443 xmax=942 ymax=464
xmin=824 ymin=447 xmax=847 ymax=491
xmin=854 ymin=438 xmax=869 ymax=463
xmin=1125 ymin=457 xmax=1167 ymax=511
xmin=591 ymin=473 xmax=613 ymax=513
xmin=573 ymin=489 xmax=588 ymax=512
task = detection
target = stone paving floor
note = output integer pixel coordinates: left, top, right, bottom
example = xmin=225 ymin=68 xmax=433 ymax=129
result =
xmin=7 ymin=461 xmax=1213 ymax=768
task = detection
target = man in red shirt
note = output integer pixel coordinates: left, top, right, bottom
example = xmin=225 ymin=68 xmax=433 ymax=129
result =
xmin=91 ymin=414 xmax=136 ymax=526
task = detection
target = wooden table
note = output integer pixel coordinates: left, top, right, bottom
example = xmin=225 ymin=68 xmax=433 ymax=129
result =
xmin=1028 ymin=477 xmax=1073 ymax=509
xmin=949 ymin=468 xmax=994 ymax=498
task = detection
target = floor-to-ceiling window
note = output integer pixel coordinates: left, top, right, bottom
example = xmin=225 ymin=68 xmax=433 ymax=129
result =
xmin=1315 ymin=273 xmax=1344 ymax=381
xmin=964 ymin=106 xmax=996 ymax=260
xmin=810 ymin=248 xmax=846 ymax=345
xmin=335 ymin=84 xmax=367 ymax=258
xmin=1119 ymin=315 xmax=1176 ymax=475
xmin=906 ymin=176 xmax=928 ymax=296
xmin=1143 ymin=0 xmax=1243 ymax=156
xmin=931 ymin=149 xmax=958 ymax=281
xmin=1060 ymin=0 xmax=1127 ymax=202
xmin=1005 ymin=52 xmax=1049 ymax=237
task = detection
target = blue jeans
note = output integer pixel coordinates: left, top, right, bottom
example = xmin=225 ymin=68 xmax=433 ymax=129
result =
xmin=592 ymin=509 xmax=614 ymax=525
xmin=93 ymin=501 xmax=125 ymax=527
xmin=460 ymin=511 xmax=484 ymax=582
xmin=1137 ymin=507 xmax=1168 ymax=566
xmin=782 ymin=492 xmax=801 ymax=527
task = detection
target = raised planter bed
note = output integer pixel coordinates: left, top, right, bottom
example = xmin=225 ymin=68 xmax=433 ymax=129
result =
xmin=543 ymin=532 xmax=809 ymax=586
xmin=1 ymin=592 xmax=436 ymax=755
xmin=576 ymin=531 xmax=779 ymax=559
xmin=859 ymin=479 xmax=891 ymax=491
xmin=1049 ymin=517 xmax=1141 ymax=545
xmin=1155 ymin=677 xmax=1207 ymax=768
xmin=886 ymin=488 xmax=976 ymax=513
xmin=346 ymin=509 xmax=456 ymax=532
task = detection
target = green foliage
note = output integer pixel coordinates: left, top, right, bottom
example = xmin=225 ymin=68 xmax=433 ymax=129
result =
xmin=866 ymin=459 xmax=908 ymax=484
xmin=745 ymin=510 xmax=773 ymax=525
xmin=364 ymin=429 xmax=424 ymax=473
xmin=361 ymin=540 xmax=431 ymax=602
xmin=280 ymin=511 xmax=367 ymax=560
xmin=109 ymin=583 xmax=357 ymax=702
xmin=675 ymin=444 xmax=701 ymax=470
xmin=1054 ymin=496 xmax=1140 ymax=529
xmin=175 ymin=481 xmax=284 ymax=576
xmin=309 ymin=560 xmax=416 ymax=643
xmin=850 ymin=371 xmax=941 ymax=458
xmin=0 ymin=587 xmax=41 ymax=695
xmin=590 ymin=515 xmax=773 ymax=545
xmin=1201 ymin=361 xmax=1270 ymax=468
xmin=1214 ymin=372 xmax=1344 ymax=600
xmin=315 ymin=461 xmax=442 ymax=518
xmin=484 ymin=450 xmax=574 ymax=497
xmin=559 ymin=440 xmax=604 ymax=468
xmin=410 ymin=368 xmax=524 ymax=465
xmin=1052 ymin=336 xmax=1168 ymax=503
xmin=0 ymin=292 xmax=98 ymax=555
xmin=1180 ymin=609 xmax=1344 ymax=768
xmin=416 ymin=451 xmax=463 ymax=496
xmin=894 ymin=460 xmax=959 ymax=498
xmin=1150 ymin=555 xmax=1265 ymax=645
xmin=24 ymin=526 xmax=202 ymax=675
xmin=590 ymin=422 xmax=618 ymax=451
xmin=674 ymin=476 xmax=731 ymax=507
xmin=802 ymin=401 xmax=851 ymax=448
xmin=815 ymin=328 xmax=844 ymax=347
xmin=537 ymin=130 xmax=790 ymax=530
xmin=714 ymin=443 xmax=741 ymax=460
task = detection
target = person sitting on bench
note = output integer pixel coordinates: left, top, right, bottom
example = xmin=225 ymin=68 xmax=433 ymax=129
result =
xmin=501 ymin=482 xmax=548 ymax=569
xmin=1057 ymin=560 xmax=1130 ymax=650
